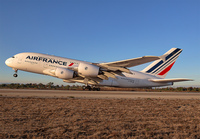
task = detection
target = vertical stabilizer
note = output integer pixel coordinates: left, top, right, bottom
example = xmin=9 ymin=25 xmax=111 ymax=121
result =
xmin=141 ymin=48 xmax=182 ymax=78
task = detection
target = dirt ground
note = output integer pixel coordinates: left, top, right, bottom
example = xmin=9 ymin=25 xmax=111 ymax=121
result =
xmin=1 ymin=97 xmax=200 ymax=138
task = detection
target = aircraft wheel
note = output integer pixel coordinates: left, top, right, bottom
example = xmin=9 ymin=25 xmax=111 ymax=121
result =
xmin=83 ymin=86 xmax=92 ymax=91
xmin=82 ymin=86 xmax=86 ymax=90
xmin=88 ymin=87 xmax=92 ymax=91
xmin=13 ymin=74 xmax=18 ymax=78
xmin=92 ymin=87 xmax=100 ymax=91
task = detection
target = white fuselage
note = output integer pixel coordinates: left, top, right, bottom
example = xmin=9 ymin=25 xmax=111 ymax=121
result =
xmin=5 ymin=52 xmax=172 ymax=88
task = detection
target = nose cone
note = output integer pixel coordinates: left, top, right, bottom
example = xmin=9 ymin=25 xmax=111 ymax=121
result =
xmin=5 ymin=58 xmax=13 ymax=67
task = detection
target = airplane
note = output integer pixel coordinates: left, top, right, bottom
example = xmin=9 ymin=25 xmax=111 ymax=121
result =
xmin=5 ymin=48 xmax=192 ymax=91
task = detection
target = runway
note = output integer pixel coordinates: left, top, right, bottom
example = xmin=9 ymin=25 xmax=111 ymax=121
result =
xmin=0 ymin=89 xmax=200 ymax=99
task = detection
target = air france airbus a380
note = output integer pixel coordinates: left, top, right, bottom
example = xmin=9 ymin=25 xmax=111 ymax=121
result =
xmin=5 ymin=48 xmax=192 ymax=91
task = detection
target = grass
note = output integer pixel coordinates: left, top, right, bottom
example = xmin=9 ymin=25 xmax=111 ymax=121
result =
xmin=1 ymin=97 xmax=200 ymax=138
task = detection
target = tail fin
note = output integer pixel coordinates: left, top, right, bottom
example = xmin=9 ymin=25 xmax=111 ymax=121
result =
xmin=141 ymin=48 xmax=182 ymax=78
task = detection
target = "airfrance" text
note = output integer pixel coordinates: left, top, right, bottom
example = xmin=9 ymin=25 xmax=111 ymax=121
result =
xmin=26 ymin=56 xmax=67 ymax=66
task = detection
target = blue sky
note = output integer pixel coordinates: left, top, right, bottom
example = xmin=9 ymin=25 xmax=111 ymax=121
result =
xmin=0 ymin=0 xmax=199 ymax=86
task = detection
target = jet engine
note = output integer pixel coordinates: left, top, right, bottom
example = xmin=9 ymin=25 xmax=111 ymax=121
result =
xmin=55 ymin=68 xmax=75 ymax=79
xmin=78 ymin=63 xmax=102 ymax=77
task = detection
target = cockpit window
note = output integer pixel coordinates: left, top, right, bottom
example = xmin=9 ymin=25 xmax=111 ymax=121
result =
xmin=12 ymin=56 xmax=15 ymax=58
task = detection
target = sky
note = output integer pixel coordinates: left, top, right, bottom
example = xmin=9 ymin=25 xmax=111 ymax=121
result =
xmin=0 ymin=0 xmax=199 ymax=87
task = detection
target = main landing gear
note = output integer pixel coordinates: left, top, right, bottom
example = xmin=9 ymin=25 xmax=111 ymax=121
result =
xmin=13 ymin=69 xmax=18 ymax=78
xmin=82 ymin=86 xmax=100 ymax=91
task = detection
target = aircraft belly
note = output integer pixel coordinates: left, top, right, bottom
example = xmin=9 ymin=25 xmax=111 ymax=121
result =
xmin=113 ymin=77 xmax=135 ymax=88
xmin=99 ymin=78 xmax=119 ymax=87
xmin=141 ymin=80 xmax=173 ymax=87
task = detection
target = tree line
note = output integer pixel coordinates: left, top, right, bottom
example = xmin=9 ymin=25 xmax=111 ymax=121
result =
xmin=0 ymin=83 xmax=199 ymax=92
xmin=152 ymin=87 xmax=200 ymax=92
xmin=0 ymin=82 xmax=82 ymax=90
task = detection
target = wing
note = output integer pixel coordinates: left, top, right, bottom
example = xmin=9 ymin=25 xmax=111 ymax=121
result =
xmin=97 ymin=56 xmax=160 ymax=74
xmin=149 ymin=78 xmax=193 ymax=83
xmin=99 ymin=56 xmax=160 ymax=68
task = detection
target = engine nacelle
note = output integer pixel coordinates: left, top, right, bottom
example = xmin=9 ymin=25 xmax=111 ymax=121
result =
xmin=55 ymin=68 xmax=74 ymax=79
xmin=78 ymin=63 xmax=100 ymax=77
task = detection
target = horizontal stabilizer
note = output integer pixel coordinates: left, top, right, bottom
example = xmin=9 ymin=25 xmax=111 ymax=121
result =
xmin=149 ymin=78 xmax=193 ymax=83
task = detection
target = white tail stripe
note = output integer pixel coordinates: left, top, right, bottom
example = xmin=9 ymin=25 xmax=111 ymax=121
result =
xmin=141 ymin=48 xmax=183 ymax=78
xmin=145 ymin=48 xmax=182 ymax=74
xmin=152 ymin=50 xmax=182 ymax=74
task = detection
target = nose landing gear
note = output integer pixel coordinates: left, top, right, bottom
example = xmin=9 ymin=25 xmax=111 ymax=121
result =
xmin=13 ymin=69 xmax=18 ymax=78
xmin=13 ymin=74 xmax=18 ymax=77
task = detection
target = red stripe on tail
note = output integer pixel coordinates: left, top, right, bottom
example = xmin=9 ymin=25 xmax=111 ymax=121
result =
xmin=158 ymin=61 xmax=175 ymax=76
